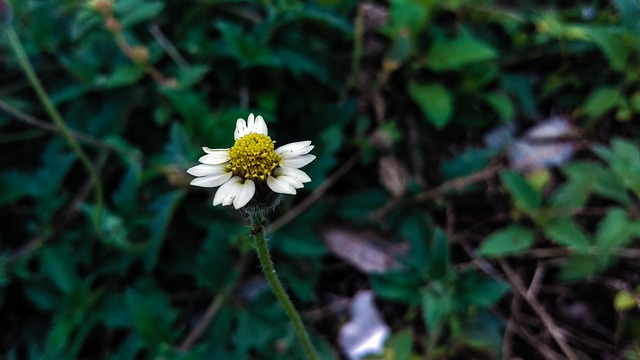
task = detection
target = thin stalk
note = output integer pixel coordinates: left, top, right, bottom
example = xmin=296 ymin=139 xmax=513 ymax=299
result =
xmin=251 ymin=215 xmax=319 ymax=360
xmin=4 ymin=26 xmax=104 ymax=223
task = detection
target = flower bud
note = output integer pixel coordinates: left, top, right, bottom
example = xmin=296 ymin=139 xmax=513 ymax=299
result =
xmin=89 ymin=0 xmax=113 ymax=17
xmin=130 ymin=46 xmax=149 ymax=65
xmin=104 ymin=16 xmax=121 ymax=32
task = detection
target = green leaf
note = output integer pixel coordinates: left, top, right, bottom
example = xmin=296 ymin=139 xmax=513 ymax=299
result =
xmin=614 ymin=290 xmax=637 ymax=311
xmin=160 ymin=89 xmax=211 ymax=132
xmin=112 ymin=165 xmax=141 ymax=216
xmin=558 ymin=254 xmax=601 ymax=281
xmin=482 ymin=92 xmax=515 ymax=122
xmin=41 ymin=246 xmax=79 ymax=293
xmin=440 ymin=147 xmax=496 ymax=181
xmin=409 ymin=82 xmax=453 ymax=129
xmin=477 ymin=225 xmax=535 ymax=258
xmin=500 ymin=170 xmax=542 ymax=210
xmin=427 ymin=29 xmax=498 ymax=71
xmin=598 ymin=139 xmax=640 ymax=196
xmin=582 ymin=87 xmax=624 ymax=119
xmin=388 ymin=0 xmax=432 ymax=38
xmin=176 ymin=65 xmax=210 ymax=89
xmin=427 ymin=229 xmax=450 ymax=280
xmin=100 ymin=65 xmax=145 ymax=89
xmin=586 ymin=27 xmax=630 ymax=72
xmin=47 ymin=283 xmax=92 ymax=353
xmin=544 ymin=218 xmax=591 ymax=252
xmin=386 ymin=327 xmax=413 ymax=360
xmin=118 ymin=1 xmax=164 ymax=28
xmin=196 ymin=226 xmax=237 ymax=290
xmin=280 ymin=256 xmax=322 ymax=303
xmin=399 ymin=214 xmax=431 ymax=273
xmin=272 ymin=227 xmax=327 ymax=257
xmin=371 ymin=271 xmax=422 ymax=305
xmin=595 ymin=208 xmax=634 ymax=253
xmin=126 ymin=280 xmax=178 ymax=346
xmin=337 ymin=188 xmax=388 ymax=222
xmin=459 ymin=271 xmax=510 ymax=308
xmin=143 ymin=191 xmax=185 ymax=270
xmin=421 ymin=282 xmax=453 ymax=331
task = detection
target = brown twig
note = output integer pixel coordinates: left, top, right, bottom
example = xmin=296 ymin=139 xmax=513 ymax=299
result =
xmin=267 ymin=151 xmax=361 ymax=233
xmin=499 ymin=259 xmax=579 ymax=360
xmin=178 ymin=252 xmax=249 ymax=351
xmin=0 ymin=99 xmax=133 ymax=156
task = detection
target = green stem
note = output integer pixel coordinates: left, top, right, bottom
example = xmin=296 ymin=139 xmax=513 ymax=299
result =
xmin=251 ymin=215 xmax=319 ymax=360
xmin=4 ymin=26 xmax=104 ymax=224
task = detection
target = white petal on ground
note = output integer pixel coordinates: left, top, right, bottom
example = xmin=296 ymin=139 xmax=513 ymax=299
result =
xmin=255 ymin=115 xmax=268 ymax=135
xmin=281 ymin=154 xmax=316 ymax=169
xmin=234 ymin=118 xmax=248 ymax=140
xmin=233 ymin=179 xmax=256 ymax=209
xmin=275 ymin=140 xmax=314 ymax=158
xmin=199 ymin=150 xmax=231 ymax=165
xmin=266 ymin=175 xmax=297 ymax=195
xmin=190 ymin=172 xmax=232 ymax=188
xmin=213 ymin=176 xmax=241 ymax=206
xmin=187 ymin=164 xmax=227 ymax=177
xmin=508 ymin=116 xmax=576 ymax=171
xmin=274 ymin=166 xmax=311 ymax=183
xmin=338 ymin=290 xmax=390 ymax=360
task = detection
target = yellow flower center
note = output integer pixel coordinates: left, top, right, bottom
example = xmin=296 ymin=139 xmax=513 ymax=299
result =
xmin=228 ymin=133 xmax=282 ymax=181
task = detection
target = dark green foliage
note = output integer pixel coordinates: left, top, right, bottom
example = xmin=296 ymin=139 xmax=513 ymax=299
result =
xmin=2 ymin=0 xmax=640 ymax=359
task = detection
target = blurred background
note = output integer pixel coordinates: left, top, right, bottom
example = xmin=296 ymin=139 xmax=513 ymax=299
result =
xmin=1 ymin=0 xmax=640 ymax=359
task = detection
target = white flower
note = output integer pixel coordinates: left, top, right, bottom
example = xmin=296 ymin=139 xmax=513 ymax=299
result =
xmin=187 ymin=113 xmax=315 ymax=209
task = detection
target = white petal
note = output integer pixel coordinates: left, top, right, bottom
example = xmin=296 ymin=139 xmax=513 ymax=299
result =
xmin=275 ymin=166 xmax=311 ymax=183
xmin=233 ymin=179 xmax=256 ymax=209
xmin=255 ymin=115 xmax=268 ymax=135
xmin=279 ymin=175 xmax=304 ymax=189
xmin=190 ymin=172 xmax=232 ymax=188
xmin=213 ymin=176 xmax=241 ymax=206
xmin=203 ymin=147 xmax=228 ymax=153
xmin=187 ymin=164 xmax=227 ymax=177
xmin=247 ymin=113 xmax=256 ymax=132
xmin=199 ymin=150 xmax=230 ymax=165
xmin=235 ymin=118 xmax=247 ymax=140
xmin=281 ymin=154 xmax=316 ymax=169
xmin=276 ymin=141 xmax=314 ymax=158
xmin=267 ymin=175 xmax=297 ymax=195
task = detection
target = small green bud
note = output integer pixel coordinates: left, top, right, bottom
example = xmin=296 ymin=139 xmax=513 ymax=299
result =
xmin=0 ymin=0 xmax=14 ymax=28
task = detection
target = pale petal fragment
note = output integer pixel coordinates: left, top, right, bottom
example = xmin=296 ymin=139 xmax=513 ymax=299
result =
xmin=275 ymin=166 xmax=311 ymax=183
xmin=187 ymin=164 xmax=227 ymax=177
xmin=233 ymin=179 xmax=256 ymax=209
xmin=267 ymin=176 xmax=297 ymax=195
xmin=190 ymin=172 xmax=232 ymax=188
xmin=275 ymin=141 xmax=313 ymax=158
xmin=199 ymin=151 xmax=230 ymax=165
xmin=255 ymin=115 xmax=268 ymax=135
xmin=281 ymin=154 xmax=316 ymax=169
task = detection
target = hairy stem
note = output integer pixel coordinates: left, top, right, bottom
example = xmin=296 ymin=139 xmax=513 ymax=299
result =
xmin=251 ymin=215 xmax=319 ymax=360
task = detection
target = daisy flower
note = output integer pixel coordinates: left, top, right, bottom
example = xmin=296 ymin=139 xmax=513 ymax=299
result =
xmin=187 ymin=113 xmax=315 ymax=209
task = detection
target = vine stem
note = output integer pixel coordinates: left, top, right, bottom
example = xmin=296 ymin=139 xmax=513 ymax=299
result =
xmin=4 ymin=25 xmax=104 ymax=223
xmin=251 ymin=214 xmax=319 ymax=360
